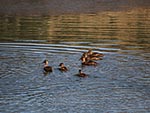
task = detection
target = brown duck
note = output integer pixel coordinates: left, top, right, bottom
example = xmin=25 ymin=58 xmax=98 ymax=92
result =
xmin=43 ymin=60 xmax=53 ymax=72
xmin=81 ymin=57 xmax=97 ymax=66
xmin=58 ymin=63 xmax=68 ymax=72
xmin=80 ymin=50 xmax=102 ymax=61
xmin=76 ymin=70 xmax=88 ymax=77
xmin=87 ymin=49 xmax=104 ymax=57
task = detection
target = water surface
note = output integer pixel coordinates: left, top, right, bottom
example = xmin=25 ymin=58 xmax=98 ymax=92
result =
xmin=0 ymin=8 xmax=150 ymax=113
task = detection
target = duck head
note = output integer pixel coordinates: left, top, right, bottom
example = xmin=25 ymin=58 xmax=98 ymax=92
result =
xmin=59 ymin=63 xmax=64 ymax=67
xmin=43 ymin=60 xmax=49 ymax=66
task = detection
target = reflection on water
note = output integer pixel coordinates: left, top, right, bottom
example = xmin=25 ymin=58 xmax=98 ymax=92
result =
xmin=0 ymin=8 xmax=150 ymax=113
xmin=0 ymin=9 xmax=149 ymax=55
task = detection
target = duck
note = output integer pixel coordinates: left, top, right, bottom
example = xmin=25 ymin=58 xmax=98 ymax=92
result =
xmin=43 ymin=60 xmax=53 ymax=72
xmin=81 ymin=57 xmax=97 ymax=66
xmin=58 ymin=63 xmax=68 ymax=72
xmin=87 ymin=49 xmax=104 ymax=57
xmin=80 ymin=53 xmax=88 ymax=61
xmin=87 ymin=55 xmax=102 ymax=61
xmin=80 ymin=50 xmax=102 ymax=61
xmin=76 ymin=70 xmax=88 ymax=77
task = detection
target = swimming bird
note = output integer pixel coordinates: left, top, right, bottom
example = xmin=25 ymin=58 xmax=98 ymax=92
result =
xmin=76 ymin=70 xmax=88 ymax=77
xmin=80 ymin=49 xmax=102 ymax=62
xmin=80 ymin=52 xmax=88 ymax=60
xmin=87 ymin=55 xmax=102 ymax=61
xmin=81 ymin=57 xmax=97 ymax=66
xmin=58 ymin=63 xmax=68 ymax=72
xmin=43 ymin=60 xmax=53 ymax=72
xmin=87 ymin=49 xmax=104 ymax=57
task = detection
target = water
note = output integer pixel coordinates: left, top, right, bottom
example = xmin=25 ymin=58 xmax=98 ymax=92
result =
xmin=0 ymin=8 xmax=150 ymax=113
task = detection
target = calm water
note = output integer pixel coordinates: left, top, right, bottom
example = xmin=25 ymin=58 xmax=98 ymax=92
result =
xmin=0 ymin=9 xmax=150 ymax=113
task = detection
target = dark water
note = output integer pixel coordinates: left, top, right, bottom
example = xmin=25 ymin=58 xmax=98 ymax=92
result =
xmin=0 ymin=9 xmax=150 ymax=113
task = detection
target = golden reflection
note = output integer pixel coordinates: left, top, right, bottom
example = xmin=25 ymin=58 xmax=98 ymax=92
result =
xmin=0 ymin=8 xmax=149 ymax=48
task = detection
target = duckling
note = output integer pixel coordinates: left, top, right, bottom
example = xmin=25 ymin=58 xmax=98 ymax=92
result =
xmin=43 ymin=60 xmax=53 ymax=72
xmin=87 ymin=56 xmax=103 ymax=61
xmin=87 ymin=49 xmax=104 ymax=57
xmin=80 ymin=50 xmax=102 ymax=62
xmin=76 ymin=70 xmax=88 ymax=77
xmin=81 ymin=57 xmax=97 ymax=66
xmin=82 ymin=60 xmax=97 ymax=66
xmin=58 ymin=63 xmax=68 ymax=72
xmin=80 ymin=52 xmax=88 ymax=60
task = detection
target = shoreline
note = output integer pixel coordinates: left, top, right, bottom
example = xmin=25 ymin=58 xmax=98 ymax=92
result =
xmin=0 ymin=0 xmax=150 ymax=16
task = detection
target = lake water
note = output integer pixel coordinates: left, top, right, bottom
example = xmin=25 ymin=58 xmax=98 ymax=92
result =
xmin=0 ymin=8 xmax=150 ymax=113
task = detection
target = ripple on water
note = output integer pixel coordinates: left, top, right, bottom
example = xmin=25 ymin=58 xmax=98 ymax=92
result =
xmin=0 ymin=42 xmax=150 ymax=113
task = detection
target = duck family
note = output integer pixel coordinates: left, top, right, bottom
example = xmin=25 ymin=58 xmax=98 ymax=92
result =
xmin=43 ymin=49 xmax=104 ymax=77
xmin=80 ymin=49 xmax=103 ymax=66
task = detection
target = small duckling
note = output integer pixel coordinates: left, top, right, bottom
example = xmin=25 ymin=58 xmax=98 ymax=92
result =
xmin=76 ymin=70 xmax=88 ymax=77
xmin=80 ymin=52 xmax=88 ymax=60
xmin=80 ymin=50 xmax=102 ymax=62
xmin=82 ymin=61 xmax=97 ymax=66
xmin=87 ymin=49 xmax=104 ymax=57
xmin=43 ymin=60 xmax=53 ymax=72
xmin=87 ymin=56 xmax=102 ymax=61
xmin=58 ymin=63 xmax=68 ymax=72
xmin=81 ymin=57 xmax=97 ymax=66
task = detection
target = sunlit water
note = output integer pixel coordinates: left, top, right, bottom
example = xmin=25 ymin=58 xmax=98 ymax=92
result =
xmin=0 ymin=9 xmax=150 ymax=113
